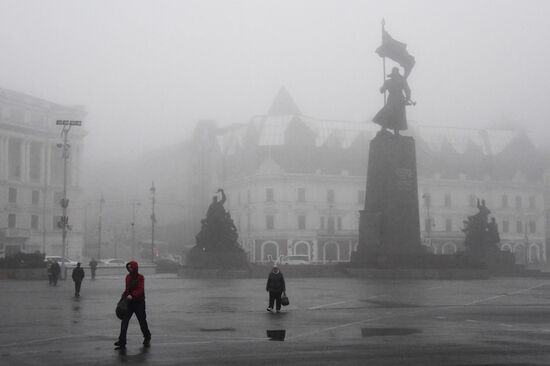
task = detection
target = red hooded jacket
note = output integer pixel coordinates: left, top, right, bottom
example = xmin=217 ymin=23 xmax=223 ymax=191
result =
xmin=124 ymin=261 xmax=145 ymax=301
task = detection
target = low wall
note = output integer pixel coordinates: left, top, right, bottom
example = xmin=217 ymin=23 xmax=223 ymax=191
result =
xmin=179 ymin=264 xmax=491 ymax=280
xmin=347 ymin=268 xmax=490 ymax=280
xmin=85 ymin=264 xmax=157 ymax=277
xmin=0 ymin=268 xmax=48 ymax=280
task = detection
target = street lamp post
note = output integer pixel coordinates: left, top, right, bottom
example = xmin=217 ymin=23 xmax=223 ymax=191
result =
xmin=56 ymin=119 xmax=81 ymax=279
xmin=131 ymin=201 xmax=140 ymax=259
xmin=150 ymin=182 xmax=156 ymax=263
xmin=98 ymin=195 xmax=105 ymax=259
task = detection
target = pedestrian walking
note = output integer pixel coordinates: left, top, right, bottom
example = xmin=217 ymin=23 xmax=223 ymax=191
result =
xmin=266 ymin=265 xmax=286 ymax=313
xmin=114 ymin=261 xmax=151 ymax=350
xmin=50 ymin=260 xmax=61 ymax=286
xmin=47 ymin=262 xmax=53 ymax=285
xmin=72 ymin=263 xmax=85 ymax=297
xmin=89 ymin=258 xmax=98 ymax=280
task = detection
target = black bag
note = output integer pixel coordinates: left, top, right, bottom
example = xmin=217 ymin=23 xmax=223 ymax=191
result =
xmin=281 ymin=292 xmax=289 ymax=306
xmin=116 ymin=295 xmax=128 ymax=320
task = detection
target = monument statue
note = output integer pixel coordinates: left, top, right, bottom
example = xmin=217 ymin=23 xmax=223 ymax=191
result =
xmin=372 ymin=67 xmax=412 ymax=134
xmin=463 ymin=199 xmax=499 ymax=252
xmin=352 ymin=23 xmax=422 ymax=267
xmin=187 ymin=188 xmax=247 ymax=269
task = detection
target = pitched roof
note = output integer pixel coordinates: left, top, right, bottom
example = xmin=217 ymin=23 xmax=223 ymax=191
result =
xmin=267 ymin=87 xmax=301 ymax=116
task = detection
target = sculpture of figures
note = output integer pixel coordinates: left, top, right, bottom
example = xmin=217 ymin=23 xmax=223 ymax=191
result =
xmin=372 ymin=67 xmax=411 ymax=134
xmin=487 ymin=217 xmax=500 ymax=247
xmin=206 ymin=188 xmax=227 ymax=225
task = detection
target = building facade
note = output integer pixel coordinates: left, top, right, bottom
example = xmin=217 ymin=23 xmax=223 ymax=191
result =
xmin=184 ymin=89 xmax=548 ymax=264
xmin=0 ymin=88 xmax=86 ymax=259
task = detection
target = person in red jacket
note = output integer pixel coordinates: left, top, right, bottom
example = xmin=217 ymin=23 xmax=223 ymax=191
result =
xmin=114 ymin=261 xmax=151 ymax=349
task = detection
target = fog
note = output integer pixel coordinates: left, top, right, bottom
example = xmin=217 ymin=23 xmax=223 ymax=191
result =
xmin=0 ymin=0 xmax=549 ymax=163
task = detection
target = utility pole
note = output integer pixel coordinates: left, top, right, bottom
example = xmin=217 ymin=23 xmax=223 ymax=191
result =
xmin=150 ymin=182 xmax=156 ymax=263
xmin=98 ymin=195 xmax=105 ymax=259
xmin=131 ymin=201 xmax=140 ymax=259
xmin=56 ymin=119 xmax=81 ymax=279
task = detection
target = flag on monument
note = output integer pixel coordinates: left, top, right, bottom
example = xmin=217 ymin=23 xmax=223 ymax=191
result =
xmin=376 ymin=30 xmax=416 ymax=78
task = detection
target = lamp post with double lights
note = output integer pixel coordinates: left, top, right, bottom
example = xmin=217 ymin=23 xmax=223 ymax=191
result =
xmin=55 ymin=119 xmax=81 ymax=279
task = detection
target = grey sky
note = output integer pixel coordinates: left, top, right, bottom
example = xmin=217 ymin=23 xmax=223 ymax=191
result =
xmin=0 ymin=0 xmax=549 ymax=161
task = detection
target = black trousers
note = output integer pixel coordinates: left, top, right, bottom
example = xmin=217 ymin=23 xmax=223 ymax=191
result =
xmin=269 ymin=291 xmax=283 ymax=311
xmin=118 ymin=300 xmax=151 ymax=345
xmin=74 ymin=280 xmax=82 ymax=295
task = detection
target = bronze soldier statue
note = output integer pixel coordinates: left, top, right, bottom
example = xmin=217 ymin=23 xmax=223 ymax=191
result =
xmin=372 ymin=67 xmax=412 ymax=135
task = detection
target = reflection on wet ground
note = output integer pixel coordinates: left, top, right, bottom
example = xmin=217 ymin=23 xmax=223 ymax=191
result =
xmin=266 ymin=329 xmax=286 ymax=341
xmin=199 ymin=327 xmax=236 ymax=332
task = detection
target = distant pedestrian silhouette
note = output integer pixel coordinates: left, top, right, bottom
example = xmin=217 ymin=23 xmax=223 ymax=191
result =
xmin=72 ymin=263 xmax=85 ymax=297
xmin=266 ymin=265 xmax=286 ymax=313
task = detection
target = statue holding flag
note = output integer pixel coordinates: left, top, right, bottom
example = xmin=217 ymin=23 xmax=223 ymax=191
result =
xmin=372 ymin=22 xmax=416 ymax=134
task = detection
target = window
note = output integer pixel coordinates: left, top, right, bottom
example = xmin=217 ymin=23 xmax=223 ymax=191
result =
xmin=53 ymin=192 xmax=63 ymax=206
xmin=515 ymin=196 xmax=522 ymax=209
xmin=337 ymin=216 xmax=342 ymax=231
xmin=320 ymin=216 xmax=325 ymax=230
xmin=502 ymin=220 xmax=509 ymax=233
xmin=358 ymin=190 xmax=365 ymax=205
xmin=31 ymin=215 xmax=39 ymax=230
xmin=327 ymin=189 xmax=335 ymax=203
xmin=32 ymin=190 xmax=39 ymax=205
xmin=8 ymin=188 xmax=16 ymax=203
xmin=298 ymin=215 xmax=306 ymax=230
xmin=297 ymin=188 xmax=306 ymax=202
xmin=444 ymin=193 xmax=452 ymax=208
xmin=266 ymin=188 xmax=274 ymax=202
xmin=327 ymin=217 xmax=335 ymax=234
xmin=529 ymin=196 xmax=536 ymax=209
xmin=529 ymin=221 xmax=536 ymax=234
xmin=8 ymin=214 xmax=16 ymax=228
xmin=266 ymin=215 xmax=274 ymax=230
xmin=469 ymin=195 xmax=476 ymax=207
xmin=516 ymin=221 xmax=523 ymax=234
xmin=445 ymin=219 xmax=452 ymax=232
xmin=424 ymin=218 xmax=432 ymax=232
xmin=53 ymin=216 xmax=63 ymax=230
xmin=502 ymin=195 xmax=508 ymax=208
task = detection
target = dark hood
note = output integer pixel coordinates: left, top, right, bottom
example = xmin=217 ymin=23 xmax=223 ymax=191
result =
xmin=126 ymin=260 xmax=139 ymax=273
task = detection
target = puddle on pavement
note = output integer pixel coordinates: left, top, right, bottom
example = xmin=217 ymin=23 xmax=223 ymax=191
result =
xmin=267 ymin=329 xmax=286 ymax=341
xmin=199 ymin=327 xmax=236 ymax=332
xmin=361 ymin=328 xmax=420 ymax=337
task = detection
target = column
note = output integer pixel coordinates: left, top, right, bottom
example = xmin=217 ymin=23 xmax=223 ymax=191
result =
xmin=45 ymin=143 xmax=52 ymax=185
xmin=40 ymin=142 xmax=46 ymax=184
xmin=2 ymin=136 xmax=9 ymax=180
xmin=23 ymin=140 xmax=31 ymax=183
xmin=0 ymin=136 xmax=4 ymax=180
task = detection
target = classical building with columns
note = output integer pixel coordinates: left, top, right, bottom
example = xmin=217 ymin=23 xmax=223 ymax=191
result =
xmin=0 ymin=88 xmax=85 ymax=259
xmin=181 ymin=89 xmax=548 ymax=265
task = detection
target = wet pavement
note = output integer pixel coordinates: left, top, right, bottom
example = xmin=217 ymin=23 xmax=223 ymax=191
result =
xmin=2 ymin=274 xmax=550 ymax=365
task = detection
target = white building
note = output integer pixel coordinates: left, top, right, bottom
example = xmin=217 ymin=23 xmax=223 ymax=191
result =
xmin=184 ymin=89 xmax=548 ymax=265
xmin=0 ymin=88 xmax=86 ymax=259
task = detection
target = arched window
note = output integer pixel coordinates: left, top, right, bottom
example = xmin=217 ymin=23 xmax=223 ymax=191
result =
xmin=323 ymin=242 xmax=339 ymax=262
xmin=262 ymin=241 xmax=279 ymax=262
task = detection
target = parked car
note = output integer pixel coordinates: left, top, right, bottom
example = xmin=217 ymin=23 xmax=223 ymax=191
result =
xmin=44 ymin=256 xmax=78 ymax=268
xmin=280 ymin=255 xmax=310 ymax=265
xmin=99 ymin=258 xmax=127 ymax=267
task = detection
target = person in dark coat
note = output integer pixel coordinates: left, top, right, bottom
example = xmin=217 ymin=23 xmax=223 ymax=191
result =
xmin=50 ymin=261 xmax=61 ymax=286
xmin=71 ymin=263 xmax=85 ymax=297
xmin=372 ymin=67 xmax=411 ymax=134
xmin=90 ymin=258 xmax=97 ymax=280
xmin=266 ymin=265 xmax=286 ymax=313
xmin=89 ymin=258 xmax=98 ymax=280
xmin=115 ymin=261 xmax=151 ymax=350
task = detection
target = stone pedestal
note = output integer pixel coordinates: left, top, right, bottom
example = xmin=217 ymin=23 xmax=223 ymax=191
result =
xmin=354 ymin=130 xmax=422 ymax=266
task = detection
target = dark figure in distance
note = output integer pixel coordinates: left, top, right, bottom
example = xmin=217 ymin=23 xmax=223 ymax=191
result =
xmin=71 ymin=263 xmax=85 ymax=297
xmin=266 ymin=265 xmax=286 ymax=313
xmin=115 ymin=261 xmax=151 ymax=350
xmin=487 ymin=217 xmax=501 ymax=247
xmin=89 ymin=258 xmax=98 ymax=280
xmin=50 ymin=260 xmax=61 ymax=286
xmin=372 ymin=67 xmax=411 ymax=134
